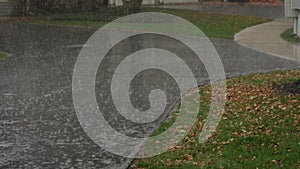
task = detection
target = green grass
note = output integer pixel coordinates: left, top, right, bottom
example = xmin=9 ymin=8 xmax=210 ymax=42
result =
xmin=25 ymin=8 xmax=270 ymax=39
xmin=132 ymin=70 xmax=300 ymax=169
xmin=143 ymin=8 xmax=270 ymax=39
xmin=31 ymin=20 xmax=106 ymax=28
xmin=281 ymin=28 xmax=300 ymax=43
xmin=0 ymin=52 xmax=6 ymax=59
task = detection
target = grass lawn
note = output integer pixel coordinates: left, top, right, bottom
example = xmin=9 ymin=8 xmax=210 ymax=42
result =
xmin=281 ymin=28 xmax=300 ymax=43
xmin=32 ymin=20 xmax=107 ymax=29
xmin=25 ymin=8 xmax=270 ymax=39
xmin=0 ymin=52 xmax=6 ymax=59
xmin=132 ymin=69 xmax=300 ymax=169
xmin=142 ymin=8 xmax=270 ymax=39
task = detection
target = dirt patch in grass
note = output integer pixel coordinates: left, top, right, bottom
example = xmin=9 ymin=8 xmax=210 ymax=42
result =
xmin=274 ymin=80 xmax=300 ymax=95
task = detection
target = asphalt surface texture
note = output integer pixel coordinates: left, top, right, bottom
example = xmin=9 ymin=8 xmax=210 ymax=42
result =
xmin=0 ymin=5 xmax=299 ymax=169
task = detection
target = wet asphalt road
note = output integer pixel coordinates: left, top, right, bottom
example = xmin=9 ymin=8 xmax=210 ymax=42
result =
xmin=0 ymin=18 xmax=299 ymax=169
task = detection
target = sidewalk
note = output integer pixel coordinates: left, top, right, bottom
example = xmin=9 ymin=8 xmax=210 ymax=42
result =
xmin=235 ymin=19 xmax=300 ymax=62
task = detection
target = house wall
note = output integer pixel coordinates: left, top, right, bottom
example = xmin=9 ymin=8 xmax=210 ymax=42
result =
xmin=143 ymin=0 xmax=156 ymax=5
xmin=285 ymin=0 xmax=297 ymax=17
xmin=291 ymin=0 xmax=300 ymax=9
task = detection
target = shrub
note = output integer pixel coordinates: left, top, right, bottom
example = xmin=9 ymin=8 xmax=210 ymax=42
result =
xmin=12 ymin=0 xmax=110 ymax=15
